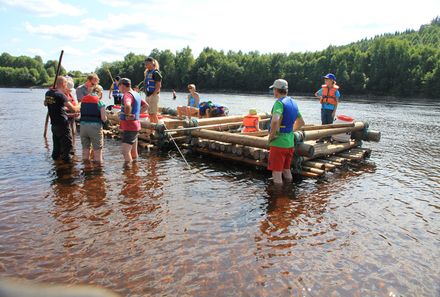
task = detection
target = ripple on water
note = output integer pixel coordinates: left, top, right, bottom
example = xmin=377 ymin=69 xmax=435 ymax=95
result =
xmin=0 ymin=90 xmax=440 ymax=296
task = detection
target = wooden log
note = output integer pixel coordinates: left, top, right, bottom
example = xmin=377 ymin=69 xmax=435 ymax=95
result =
xmin=316 ymin=159 xmax=343 ymax=166
xmin=302 ymin=166 xmax=325 ymax=175
xmin=327 ymin=156 xmax=349 ymax=163
xmin=192 ymin=147 xmax=265 ymax=167
xmin=303 ymin=161 xmax=326 ymax=170
xmin=241 ymin=131 xmax=269 ymax=137
xmin=351 ymin=130 xmax=381 ymax=142
xmin=306 ymin=140 xmax=361 ymax=159
xmin=300 ymin=171 xmax=321 ymax=178
xmin=190 ymin=129 xmax=314 ymax=157
xmin=190 ymin=137 xmax=199 ymax=146
xmin=336 ymin=153 xmax=364 ymax=161
xmin=301 ymin=122 xmax=355 ymax=131
xmin=299 ymin=122 xmax=366 ymax=141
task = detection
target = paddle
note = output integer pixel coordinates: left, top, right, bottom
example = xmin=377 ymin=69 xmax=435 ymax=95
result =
xmin=43 ymin=50 xmax=64 ymax=138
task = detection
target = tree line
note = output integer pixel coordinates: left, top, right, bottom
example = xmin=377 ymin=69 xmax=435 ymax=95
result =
xmin=1 ymin=17 xmax=439 ymax=99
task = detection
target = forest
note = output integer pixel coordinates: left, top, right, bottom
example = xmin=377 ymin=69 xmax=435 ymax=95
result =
xmin=1 ymin=17 xmax=439 ymax=99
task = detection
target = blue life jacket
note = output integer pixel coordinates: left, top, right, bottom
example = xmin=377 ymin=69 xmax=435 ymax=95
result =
xmin=270 ymin=96 xmax=299 ymax=133
xmin=80 ymin=95 xmax=101 ymax=123
xmin=145 ymin=69 xmax=157 ymax=93
xmin=119 ymin=91 xmax=141 ymax=121
xmin=189 ymin=95 xmax=197 ymax=107
xmin=112 ymin=82 xmax=121 ymax=96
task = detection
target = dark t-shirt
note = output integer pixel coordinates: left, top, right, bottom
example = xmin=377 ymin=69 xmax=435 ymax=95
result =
xmin=45 ymin=89 xmax=68 ymax=126
xmin=146 ymin=70 xmax=162 ymax=96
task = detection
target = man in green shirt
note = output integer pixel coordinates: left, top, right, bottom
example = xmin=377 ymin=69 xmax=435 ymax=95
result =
xmin=268 ymin=79 xmax=305 ymax=184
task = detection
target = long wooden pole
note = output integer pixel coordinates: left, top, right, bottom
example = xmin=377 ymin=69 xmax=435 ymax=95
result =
xmin=43 ymin=50 xmax=64 ymax=138
xmin=107 ymin=68 xmax=114 ymax=83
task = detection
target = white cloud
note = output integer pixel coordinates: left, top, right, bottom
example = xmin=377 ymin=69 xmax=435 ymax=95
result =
xmin=0 ymin=0 xmax=85 ymax=17
xmin=24 ymin=22 xmax=86 ymax=41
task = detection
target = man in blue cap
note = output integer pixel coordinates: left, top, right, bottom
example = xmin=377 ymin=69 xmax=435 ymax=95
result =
xmin=314 ymin=73 xmax=341 ymax=126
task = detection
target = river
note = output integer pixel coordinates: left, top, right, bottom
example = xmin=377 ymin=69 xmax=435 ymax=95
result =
xmin=0 ymin=88 xmax=439 ymax=296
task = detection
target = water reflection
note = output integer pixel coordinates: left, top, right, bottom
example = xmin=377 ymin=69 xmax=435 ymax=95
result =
xmin=119 ymin=158 xmax=164 ymax=231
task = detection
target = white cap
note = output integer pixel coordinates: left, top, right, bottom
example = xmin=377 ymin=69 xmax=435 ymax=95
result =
xmin=269 ymin=79 xmax=288 ymax=90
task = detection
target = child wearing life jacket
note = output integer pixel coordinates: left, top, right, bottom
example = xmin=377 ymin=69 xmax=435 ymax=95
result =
xmin=314 ymin=73 xmax=341 ymax=125
xmin=242 ymin=108 xmax=260 ymax=133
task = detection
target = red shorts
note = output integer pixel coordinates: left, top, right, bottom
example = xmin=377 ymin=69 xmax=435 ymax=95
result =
xmin=267 ymin=146 xmax=294 ymax=171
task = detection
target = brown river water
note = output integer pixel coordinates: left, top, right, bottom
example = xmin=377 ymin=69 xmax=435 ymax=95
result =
xmin=0 ymin=88 xmax=439 ymax=296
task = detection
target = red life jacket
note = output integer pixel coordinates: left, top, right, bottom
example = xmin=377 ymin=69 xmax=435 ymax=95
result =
xmin=65 ymin=91 xmax=79 ymax=118
xmin=242 ymin=114 xmax=259 ymax=132
xmin=320 ymin=84 xmax=339 ymax=106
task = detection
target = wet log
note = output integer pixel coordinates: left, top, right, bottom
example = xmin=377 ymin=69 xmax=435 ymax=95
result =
xmin=300 ymin=171 xmax=321 ymax=178
xmin=316 ymin=159 xmax=343 ymax=166
xmin=190 ymin=129 xmax=314 ymax=157
xmin=351 ymin=130 xmax=381 ymax=142
xmin=305 ymin=140 xmax=361 ymax=159
xmin=192 ymin=147 xmax=264 ymax=167
xmin=302 ymin=166 xmax=325 ymax=175
xmin=302 ymin=161 xmax=327 ymax=170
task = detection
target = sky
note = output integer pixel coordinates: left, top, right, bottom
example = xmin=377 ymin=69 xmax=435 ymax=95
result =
xmin=0 ymin=0 xmax=438 ymax=72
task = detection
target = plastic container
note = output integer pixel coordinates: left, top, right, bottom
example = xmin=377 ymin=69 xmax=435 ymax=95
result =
xmin=332 ymin=115 xmax=354 ymax=142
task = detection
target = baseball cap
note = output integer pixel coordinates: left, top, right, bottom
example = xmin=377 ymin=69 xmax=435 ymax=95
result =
xmin=269 ymin=79 xmax=288 ymax=90
xmin=323 ymin=73 xmax=336 ymax=81
xmin=119 ymin=78 xmax=131 ymax=87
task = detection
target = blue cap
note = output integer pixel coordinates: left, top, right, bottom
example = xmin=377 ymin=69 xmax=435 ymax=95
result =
xmin=323 ymin=73 xmax=336 ymax=81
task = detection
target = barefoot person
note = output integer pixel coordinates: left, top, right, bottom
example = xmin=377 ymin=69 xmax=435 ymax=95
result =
xmin=44 ymin=76 xmax=80 ymax=163
xmin=79 ymin=85 xmax=107 ymax=163
xmin=268 ymin=79 xmax=305 ymax=184
xmin=144 ymin=57 xmax=162 ymax=127
xmin=118 ymin=78 xmax=149 ymax=163
xmin=177 ymin=84 xmax=199 ymax=119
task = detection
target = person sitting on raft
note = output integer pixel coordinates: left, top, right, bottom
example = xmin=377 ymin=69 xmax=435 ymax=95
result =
xmin=198 ymin=101 xmax=228 ymax=118
xmin=177 ymin=84 xmax=199 ymax=119
xmin=241 ymin=108 xmax=260 ymax=132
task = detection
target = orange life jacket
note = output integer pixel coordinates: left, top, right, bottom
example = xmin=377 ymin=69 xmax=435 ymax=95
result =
xmin=319 ymin=84 xmax=339 ymax=106
xmin=242 ymin=114 xmax=259 ymax=132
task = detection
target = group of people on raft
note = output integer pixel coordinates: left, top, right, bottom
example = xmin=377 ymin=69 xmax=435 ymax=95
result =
xmin=175 ymin=84 xmax=228 ymax=119
xmin=44 ymin=61 xmax=340 ymax=184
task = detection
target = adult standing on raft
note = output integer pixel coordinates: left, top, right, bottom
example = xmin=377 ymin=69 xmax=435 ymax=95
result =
xmin=144 ymin=57 xmax=162 ymax=128
xmin=314 ymin=73 xmax=341 ymax=125
xmin=268 ymin=79 xmax=305 ymax=184
xmin=109 ymin=76 xmax=123 ymax=105
xmin=118 ymin=78 xmax=149 ymax=163
xmin=44 ymin=76 xmax=80 ymax=163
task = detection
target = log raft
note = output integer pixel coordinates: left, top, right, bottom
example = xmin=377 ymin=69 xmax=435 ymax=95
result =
xmin=103 ymin=109 xmax=380 ymax=179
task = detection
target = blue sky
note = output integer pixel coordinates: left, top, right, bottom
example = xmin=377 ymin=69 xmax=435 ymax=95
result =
xmin=0 ymin=0 xmax=438 ymax=72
